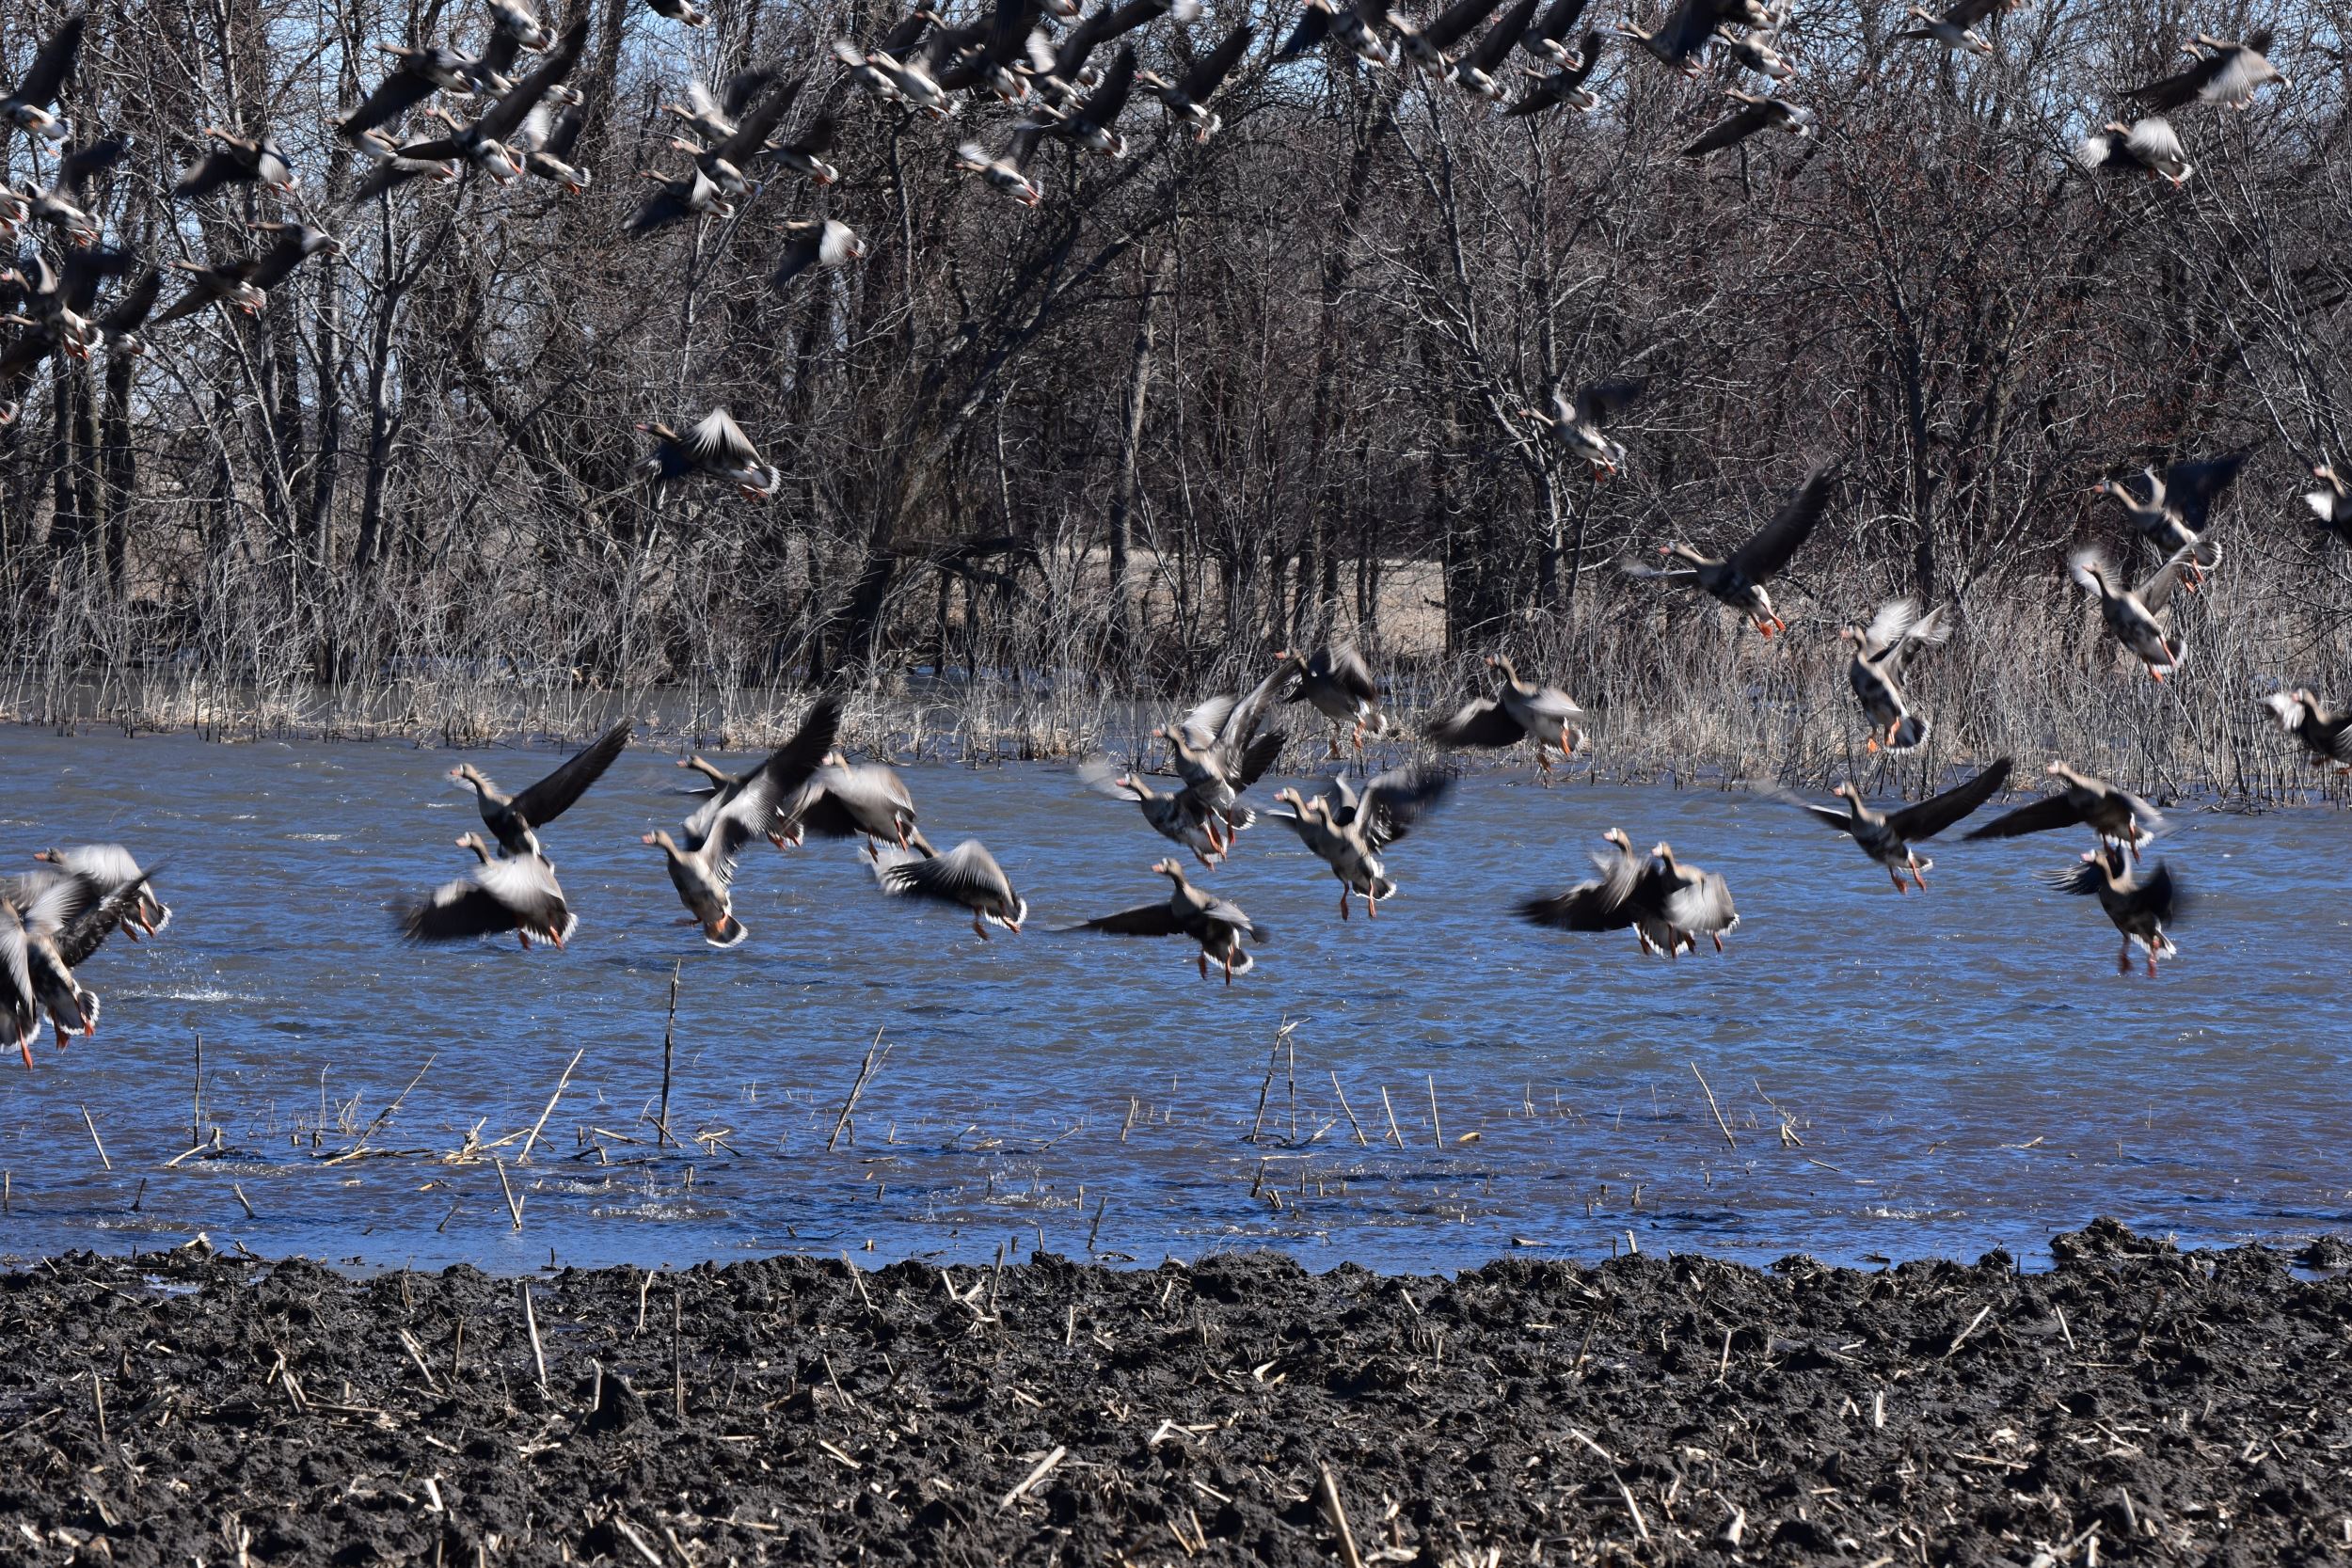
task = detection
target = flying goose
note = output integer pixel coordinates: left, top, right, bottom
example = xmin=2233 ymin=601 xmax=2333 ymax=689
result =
xmin=933 ymin=0 xmax=1051 ymax=103
xmin=1451 ymin=0 xmax=1542 ymax=96
xmin=1020 ymin=44 xmax=1136 ymax=156
xmin=1504 ymin=31 xmax=1605 ymax=113
xmin=0 ymin=870 xmax=117 ymax=1065
xmin=769 ymin=112 xmax=842 ymax=185
xmin=1766 ymin=758 xmax=2011 ymax=893
xmin=1390 ymin=0 xmax=1509 ymax=71
xmin=1138 ymin=21 xmax=1256 ymax=139
xmin=1077 ymin=760 xmax=1227 ymax=865
xmin=1269 ymin=789 xmax=1395 ymax=919
xmin=874 ymin=839 xmax=1027 ymax=939
xmin=389 ymin=18 xmax=589 ymax=182
xmin=2077 ymin=117 xmax=2192 ymax=185
xmin=2071 ymin=546 xmax=2190 ymax=679
xmin=1716 ymin=27 xmax=1795 ymax=77
xmin=771 ymin=219 xmax=866 ymax=290
xmin=518 ymin=102 xmax=592 ymax=192
xmin=1892 ymin=0 xmax=2008 ymax=55
xmin=2042 ymin=845 xmax=2183 ymax=976
xmin=2089 ymin=451 xmax=2246 ymax=584
xmin=1060 ymin=859 xmax=1264 ymax=982
xmin=955 ymin=136 xmax=1044 ymax=205
xmin=1615 ymin=0 xmax=1736 ymax=75
xmin=448 ymin=719 xmax=632 ymax=861
xmin=664 ymin=70 xmax=778 ymax=146
xmin=1270 ymin=766 xmax=1451 ymax=918
xmin=1529 ymin=377 xmax=1645 ymax=479
xmin=488 ymin=0 xmax=554 ymax=48
xmin=666 ymin=74 xmax=803 ymax=198
xmin=1426 ymin=654 xmax=1584 ymax=775
xmin=1682 ymin=88 xmax=1814 ymax=155
xmin=339 ymin=42 xmax=497 ymax=141
xmin=1152 ymin=662 xmax=1295 ymax=852
xmin=0 ymin=15 xmax=83 ymax=141
xmin=833 ymin=17 xmax=952 ymax=118
xmin=350 ymin=128 xmax=462 ymax=198
xmin=24 ymin=137 xmax=126 ymax=245
xmin=2124 ymin=30 xmax=2287 ymax=113
xmin=781 ymin=752 xmax=936 ymax=856
xmin=2303 ymin=463 xmax=2352 ymax=546
xmin=1620 ymin=463 xmax=1832 ymax=637
xmin=1842 ymin=597 xmax=1949 ymax=752
xmin=151 ymin=224 xmax=342 ymax=325
xmin=1521 ymin=0 xmax=1595 ymax=62
xmin=1278 ymin=645 xmax=1389 ymax=754
xmin=635 ymin=409 xmax=780 ymax=500
xmin=648 ymin=0 xmax=712 ymax=25
xmin=32 ymin=845 xmax=167 ymax=938
xmin=626 ymin=166 xmax=734 ymax=232
xmin=1518 ymin=832 xmax=1735 ymax=955
xmin=2261 ymin=689 xmax=2352 ymax=771
xmin=173 ymin=127 xmax=298 ymax=198
xmin=1276 ymin=0 xmax=1401 ymax=66
xmin=645 ymin=697 xmax=841 ymax=947
xmin=398 ymin=835 xmax=576 ymax=948
xmin=1963 ymin=761 xmax=2162 ymax=858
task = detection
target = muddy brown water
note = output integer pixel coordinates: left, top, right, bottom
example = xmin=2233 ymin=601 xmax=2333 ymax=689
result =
xmin=0 ymin=730 xmax=2343 ymax=1273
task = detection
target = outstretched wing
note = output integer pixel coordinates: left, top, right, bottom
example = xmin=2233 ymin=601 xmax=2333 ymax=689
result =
xmin=1885 ymin=757 xmax=2011 ymax=842
xmin=1727 ymin=465 xmax=1833 ymax=580
xmin=1357 ymin=766 xmax=1453 ymax=847
xmin=1426 ymin=697 xmax=1523 ymax=748
xmin=1963 ymin=793 xmax=2086 ymax=842
xmin=509 ymin=719 xmax=632 ymax=829
xmin=1062 ymin=901 xmax=1187 ymax=936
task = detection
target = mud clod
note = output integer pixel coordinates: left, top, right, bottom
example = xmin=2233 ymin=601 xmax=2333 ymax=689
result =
xmin=0 ymin=1223 xmax=2344 ymax=1563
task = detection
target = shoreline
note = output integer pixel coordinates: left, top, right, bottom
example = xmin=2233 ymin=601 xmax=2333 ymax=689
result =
xmin=4 ymin=1220 xmax=2344 ymax=1564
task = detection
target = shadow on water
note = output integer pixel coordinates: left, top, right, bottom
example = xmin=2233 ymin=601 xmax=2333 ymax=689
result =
xmin=0 ymin=729 xmax=2345 ymax=1274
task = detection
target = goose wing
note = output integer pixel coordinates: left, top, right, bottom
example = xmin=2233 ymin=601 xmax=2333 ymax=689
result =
xmin=1662 ymin=867 xmax=1736 ymax=933
xmin=686 ymin=407 xmax=765 ymax=468
xmin=1682 ymin=100 xmax=1772 ymax=156
xmin=1356 ymin=765 xmax=1453 ymax=847
xmin=1884 ymin=757 xmax=2012 ymax=841
xmin=1727 ymin=464 xmax=1833 ymax=580
xmin=509 ymin=719 xmax=632 ymax=829
xmin=695 ymin=696 xmax=842 ymax=847
xmin=475 ymin=16 xmax=588 ymax=142
xmin=1062 ymin=901 xmax=1188 ymax=936
xmin=1517 ymin=843 xmax=1638 ymax=928
xmin=880 ymin=839 xmax=1010 ymax=907
xmin=2157 ymin=451 xmax=2248 ymax=532
xmin=2133 ymin=548 xmax=2191 ymax=613
xmin=1183 ymin=20 xmax=1257 ymax=97
xmin=1964 ymin=791 xmax=2087 ymax=841
xmin=1426 ymin=696 xmax=1524 ymax=747
xmin=13 ymin=16 xmax=87 ymax=109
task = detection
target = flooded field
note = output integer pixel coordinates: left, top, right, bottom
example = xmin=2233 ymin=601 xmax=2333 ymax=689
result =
xmin=0 ymin=728 xmax=2343 ymax=1273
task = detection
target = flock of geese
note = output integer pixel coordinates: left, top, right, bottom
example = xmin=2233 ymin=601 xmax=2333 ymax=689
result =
xmin=3 ymin=581 xmax=2344 ymax=1068
xmin=0 ymin=0 xmax=2300 ymax=439
xmin=0 ymin=5 xmax=2336 ymax=1057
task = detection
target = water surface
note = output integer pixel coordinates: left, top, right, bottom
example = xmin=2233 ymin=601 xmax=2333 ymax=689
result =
xmin=0 ymin=729 xmax=2343 ymax=1274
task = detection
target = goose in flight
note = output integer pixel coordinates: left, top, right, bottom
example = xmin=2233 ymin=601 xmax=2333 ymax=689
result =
xmin=449 ymin=719 xmax=633 ymax=861
xmin=874 ymin=840 xmax=1027 ymax=940
xmin=2071 ymin=546 xmax=2190 ymax=680
xmin=2124 ymin=30 xmax=2287 ymax=113
xmin=2042 ymin=845 xmax=2183 ymax=977
xmin=1426 ymin=655 xmax=1584 ymax=776
xmin=1842 ymin=598 xmax=1948 ymax=752
xmin=398 ymin=835 xmax=577 ymax=948
xmin=1763 ymin=759 xmax=2011 ymax=894
xmin=645 ymin=697 xmax=841 ymax=947
xmin=1059 ymin=860 xmax=1264 ymax=983
xmin=1619 ymin=464 xmax=1833 ymax=637
xmin=1963 ymin=762 xmax=2163 ymax=859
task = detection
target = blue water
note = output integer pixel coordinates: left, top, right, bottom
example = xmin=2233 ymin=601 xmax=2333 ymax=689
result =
xmin=0 ymin=727 xmax=2342 ymax=1274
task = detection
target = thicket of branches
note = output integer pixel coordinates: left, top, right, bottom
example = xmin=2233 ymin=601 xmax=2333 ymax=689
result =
xmin=2 ymin=0 xmax=2350 ymax=791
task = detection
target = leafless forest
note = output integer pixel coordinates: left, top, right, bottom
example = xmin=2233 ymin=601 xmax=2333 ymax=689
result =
xmin=1 ymin=0 xmax=2348 ymax=794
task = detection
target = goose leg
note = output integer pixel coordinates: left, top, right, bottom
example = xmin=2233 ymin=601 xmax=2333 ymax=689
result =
xmin=2117 ymin=939 xmax=2134 ymax=975
xmin=1889 ymin=865 xmax=1908 ymax=895
xmin=1711 ymin=931 xmax=1724 ymax=953
xmin=15 ymin=1037 xmax=28 ymax=1070
xmin=1908 ymin=855 xmax=1929 ymax=890
xmin=1223 ymin=950 xmax=1234 ymax=986
xmin=1198 ymin=950 xmax=1209 ymax=981
xmin=1866 ymin=735 xmax=1881 ymax=754
xmin=1366 ymin=890 xmax=1378 ymax=919
xmin=2149 ymin=666 xmax=2167 ymax=684
xmin=1887 ymin=719 xmax=1904 ymax=748
xmin=1339 ymin=888 xmax=1351 ymax=921
xmin=54 ymin=1025 xmax=70 ymax=1053
xmin=516 ymin=932 xmax=532 ymax=951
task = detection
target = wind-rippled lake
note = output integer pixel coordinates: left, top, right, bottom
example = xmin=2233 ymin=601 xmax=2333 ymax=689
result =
xmin=0 ymin=728 xmax=2344 ymax=1274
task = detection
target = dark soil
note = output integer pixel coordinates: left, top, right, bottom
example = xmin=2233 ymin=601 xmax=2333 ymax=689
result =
xmin=2 ymin=1218 xmax=2346 ymax=1565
